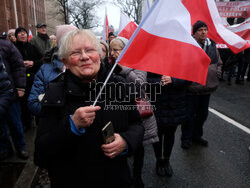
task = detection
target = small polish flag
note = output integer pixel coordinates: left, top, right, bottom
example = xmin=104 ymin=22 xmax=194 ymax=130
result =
xmin=182 ymin=0 xmax=250 ymax=54
xmin=28 ymin=29 xmax=33 ymax=42
xmin=117 ymin=0 xmax=210 ymax=85
xmin=102 ymin=7 xmax=109 ymax=42
xmin=118 ymin=10 xmax=137 ymax=40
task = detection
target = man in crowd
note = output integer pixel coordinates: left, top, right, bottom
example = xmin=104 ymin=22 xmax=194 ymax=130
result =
xmin=181 ymin=21 xmax=222 ymax=149
xmin=30 ymin=23 xmax=51 ymax=56
xmin=0 ymin=35 xmax=29 ymax=160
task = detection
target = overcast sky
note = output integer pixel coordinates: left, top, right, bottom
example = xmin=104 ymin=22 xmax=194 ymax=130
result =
xmin=94 ymin=1 xmax=121 ymax=34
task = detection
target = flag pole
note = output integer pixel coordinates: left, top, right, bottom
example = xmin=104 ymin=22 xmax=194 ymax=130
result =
xmin=93 ymin=60 xmax=119 ymax=106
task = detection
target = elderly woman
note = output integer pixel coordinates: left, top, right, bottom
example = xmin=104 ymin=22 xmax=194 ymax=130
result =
xmin=34 ymin=30 xmax=144 ymax=188
xmin=110 ymin=37 xmax=158 ymax=188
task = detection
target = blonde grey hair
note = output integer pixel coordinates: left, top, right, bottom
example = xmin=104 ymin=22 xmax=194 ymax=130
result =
xmin=58 ymin=29 xmax=102 ymax=60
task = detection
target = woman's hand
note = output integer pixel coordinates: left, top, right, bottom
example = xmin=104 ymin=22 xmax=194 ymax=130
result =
xmin=71 ymin=106 xmax=101 ymax=129
xmin=24 ymin=60 xmax=34 ymax=68
xmin=101 ymin=133 xmax=127 ymax=159
xmin=161 ymin=75 xmax=172 ymax=85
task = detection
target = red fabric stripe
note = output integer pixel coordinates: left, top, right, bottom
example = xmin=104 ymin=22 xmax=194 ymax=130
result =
xmin=119 ymin=21 xmax=137 ymax=40
xmin=119 ymin=29 xmax=210 ymax=85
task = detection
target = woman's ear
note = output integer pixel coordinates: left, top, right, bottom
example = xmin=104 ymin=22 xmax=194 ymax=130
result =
xmin=62 ymin=58 xmax=68 ymax=68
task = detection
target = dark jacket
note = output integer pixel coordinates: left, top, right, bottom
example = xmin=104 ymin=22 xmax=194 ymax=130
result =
xmin=35 ymin=66 xmax=144 ymax=187
xmin=0 ymin=55 xmax=14 ymax=118
xmin=15 ymin=41 xmax=43 ymax=92
xmin=188 ymin=38 xmax=222 ymax=95
xmin=0 ymin=38 xmax=26 ymax=95
xmin=147 ymin=73 xmax=190 ymax=127
xmin=30 ymin=33 xmax=52 ymax=56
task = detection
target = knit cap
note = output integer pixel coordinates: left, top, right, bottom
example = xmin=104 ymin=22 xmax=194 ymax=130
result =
xmin=56 ymin=25 xmax=78 ymax=47
xmin=15 ymin=27 xmax=28 ymax=38
xmin=192 ymin=20 xmax=208 ymax=34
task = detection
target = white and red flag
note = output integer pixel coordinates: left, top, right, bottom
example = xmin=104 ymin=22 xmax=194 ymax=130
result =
xmin=28 ymin=29 xmax=33 ymax=42
xmin=117 ymin=0 xmax=210 ymax=85
xmin=141 ymin=0 xmax=152 ymax=20
xmin=182 ymin=0 xmax=250 ymax=54
xmin=227 ymin=18 xmax=250 ymax=42
xmin=102 ymin=7 xmax=109 ymax=42
xmin=118 ymin=10 xmax=137 ymax=40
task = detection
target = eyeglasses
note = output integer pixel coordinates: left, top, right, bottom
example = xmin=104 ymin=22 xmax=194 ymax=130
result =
xmin=69 ymin=48 xmax=98 ymax=57
xmin=110 ymin=48 xmax=123 ymax=53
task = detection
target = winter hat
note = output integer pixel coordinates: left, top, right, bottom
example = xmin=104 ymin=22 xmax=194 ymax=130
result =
xmin=116 ymin=36 xmax=129 ymax=46
xmin=15 ymin=27 xmax=28 ymax=38
xmin=192 ymin=20 xmax=208 ymax=34
xmin=7 ymin=29 xmax=15 ymax=35
xmin=56 ymin=25 xmax=78 ymax=47
xmin=108 ymin=32 xmax=116 ymax=38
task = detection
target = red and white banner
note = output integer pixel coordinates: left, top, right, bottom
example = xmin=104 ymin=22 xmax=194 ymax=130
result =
xmin=28 ymin=29 xmax=33 ymax=42
xmin=216 ymin=1 xmax=250 ymax=18
xmin=182 ymin=0 xmax=250 ymax=54
xmin=102 ymin=7 xmax=109 ymax=42
xmin=118 ymin=0 xmax=210 ymax=85
xmin=118 ymin=10 xmax=137 ymax=40
xmin=227 ymin=18 xmax=250 ymax=42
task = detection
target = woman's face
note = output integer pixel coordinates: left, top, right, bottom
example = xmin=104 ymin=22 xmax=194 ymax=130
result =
xmin=8 ymin=33 xmax=16 ymax=43
xmin=63 ymin=34 xmax=101 ymax=82
xmin=110 ymin=40 xmax=124 ymax=60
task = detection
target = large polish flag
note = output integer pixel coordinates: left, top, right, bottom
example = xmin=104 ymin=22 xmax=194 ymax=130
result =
xmin=141 ymin=0 xmax=152 ymax=20
xmin=227 ymin=18 xmax=250 ymax=42
xmin=118 ymin=10 xmax=137 ymax=40
xmin=117 ymin=0 xmax=210 ymax=85
xmin=182 ymin=0 xmax=250 ymax=54
xmin=101 ymin=7 xmax=109 ymax=42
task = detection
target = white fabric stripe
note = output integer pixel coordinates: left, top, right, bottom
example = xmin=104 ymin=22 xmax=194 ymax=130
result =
xmin=142 ymin=0 xmax=152 ymax=20
xmin=118 ymin=10 xmax=131 ymax=35
xmin=209 ymin=108 xmax=250 ymax=135
xmin=207 ymin=0 xmax=247 ymax=49
xmin=141 ymin=0 xmax=199 ymax=48
xmin=227 ymin=18 xmax=250 ymax=33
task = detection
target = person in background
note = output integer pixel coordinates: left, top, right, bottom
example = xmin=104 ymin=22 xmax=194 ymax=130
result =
xmin=110 ymin=37 xmax=158 ymax=188
xmin=240 ymin=48 xmax=250 ymax=82
xmin=7 ymin=29 xmax=16 ymax=44
xmin=108 ymin=32 xmax=116 ymax=44
xmin=181 ymin=21 xmax=222 ymax=149
xmin=28 ymin=24 xmax=77 ymax=116
xmin=0 ymin=55 xmax=14 ymax=117
xmin=34 ymin=29 xmax=144 ymax=187
xmin=49 ymin=34 xmax=56 ymax=48
xmin=15 ymin=27 xmax=43 ymax=131
xmin=0 ymin=36 xmax=28 ymax=160
xmin=30 ymin=23 xmax=52 ymax=56
xmin=148 ymin=73 xmax=189 ymax=177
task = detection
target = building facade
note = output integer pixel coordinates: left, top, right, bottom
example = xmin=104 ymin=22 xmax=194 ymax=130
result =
xmin=45 ymin=0 xmax=65 ymax=35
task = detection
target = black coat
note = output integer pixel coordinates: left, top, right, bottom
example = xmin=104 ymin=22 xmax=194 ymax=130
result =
xmin=147 ymin=73 xmax=189 ymax=126
xmin=0 ymin=39 xmax=26 ymax=94
xmin=15 ymin=41 xmax=43 ymax=92
xmin=0 ymin=55 xmax=14 ymax=118
xmin=35 ymin=66 xmax=144 ymax=187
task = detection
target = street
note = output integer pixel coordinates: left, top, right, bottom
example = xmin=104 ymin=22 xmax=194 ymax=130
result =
xmin=140 ymin=79 xmax=250 ymax=188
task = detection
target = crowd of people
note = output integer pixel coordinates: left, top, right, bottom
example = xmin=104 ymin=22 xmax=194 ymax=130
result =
xmin=0 ymin=20 xmax=249 ymax=188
